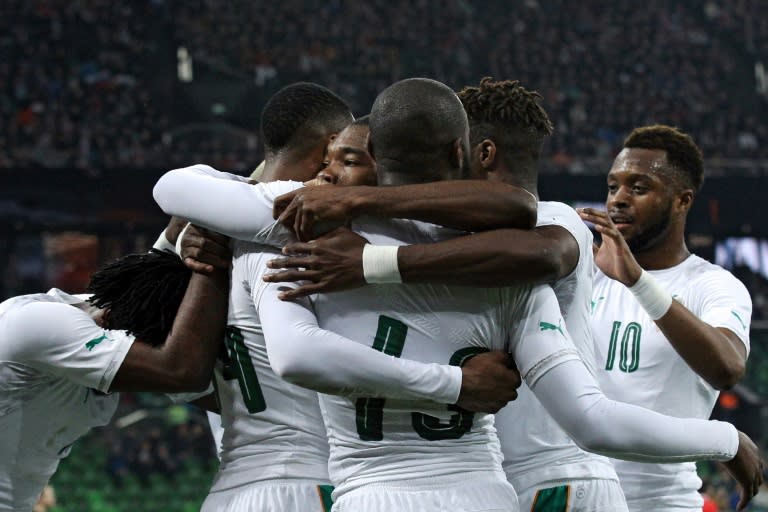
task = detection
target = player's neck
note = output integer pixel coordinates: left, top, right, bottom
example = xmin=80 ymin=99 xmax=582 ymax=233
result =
xmin=260 ymin=153 xmax=313 ymax=183
xmin=74 ymin=301 xmax=107 ymax=327
xmin=490 ymin=166 xmax=539 ymax=199
xmin=377 ymin=159 xmax=459 ymax=185
xmin=632 ymin=231 xmax=691 ymax=271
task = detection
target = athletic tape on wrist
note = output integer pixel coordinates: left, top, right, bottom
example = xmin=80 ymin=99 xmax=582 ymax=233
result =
xmin=362 ymin=244 xmax=401 ymax=284
xmin=152 ymin=229 xmax=179 ymax=255
xmin=628 ymin=270 xmax=673 ymax=320
xmin=174 ymin=222 xmax=192 ymax=258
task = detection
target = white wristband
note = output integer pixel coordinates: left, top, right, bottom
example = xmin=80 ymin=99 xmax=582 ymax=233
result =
xmin=152 ymin=229 xmax=178 ymax=254
xmin=362 ymin=244 xmax=401 ymax=284
xmin=628 ymin=270 xmax=673 ymax=320
xmin=175 ymin=222 xmax=192 ymax=258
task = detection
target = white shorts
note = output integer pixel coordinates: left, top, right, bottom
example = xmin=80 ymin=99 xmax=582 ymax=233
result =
xmin=627 ymin=504 xmax=699 ymax=512
xmin=517 ymin=479 xmax=628 ymax=512
xmin=332 ymin=473 xmax=518 ymax=512
xmin=201 ymin=479 xmax=333 ymax=512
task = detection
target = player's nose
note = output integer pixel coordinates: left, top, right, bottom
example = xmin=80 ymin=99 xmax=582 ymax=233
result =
xmin=608 ymin=185 xmax=631 ymax=209
xmin=315 ymin=169 xmax=339 ymax=185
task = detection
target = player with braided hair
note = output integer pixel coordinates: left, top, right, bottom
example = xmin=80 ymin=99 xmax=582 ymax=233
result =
xmin=457 ymin=77 xmax=631 ymax=512
xmin=86 ymin=250 xmax=192 ymax=345
xmin=0 ymin=229 xmax=230 ymax=510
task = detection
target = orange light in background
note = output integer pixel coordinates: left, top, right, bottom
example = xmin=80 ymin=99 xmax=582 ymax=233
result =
xmin=718 ymin=391 xmax=739 ymax=410
xmin=43 ymin=232 xmax=99 ymax=294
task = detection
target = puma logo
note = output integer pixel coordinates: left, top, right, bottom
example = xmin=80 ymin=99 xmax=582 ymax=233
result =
xmin=85 ymin=334 xmax=108 ymax=351
xmin=539 ymin=320 xmax=565 ymax=337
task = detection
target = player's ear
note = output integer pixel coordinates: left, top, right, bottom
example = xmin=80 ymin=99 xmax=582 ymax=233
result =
xmin=676 ymin=189 xmax=694 ymax=213
xmin=450 ymin=138 xmax=464 ymax=170
xmin=478 ymin=139 xmax=497 ymax=169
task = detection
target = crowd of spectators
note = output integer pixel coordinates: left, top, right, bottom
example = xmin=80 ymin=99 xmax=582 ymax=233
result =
xmin=699 ymin=462 xmax=768 ymax=511
xmin=103 ymin=401 xmax=215 ymax=486
xmin=2 ymin=0 xmax=767 ymax=173
xmin=1 ymin=0 xmax=173 ymax=170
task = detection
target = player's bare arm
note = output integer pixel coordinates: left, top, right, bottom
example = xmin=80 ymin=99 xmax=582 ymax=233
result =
xmin=109 ymin=226 xmax=230 ymax=393
xmin=273 ymin=179 xmax=537 ymax=241
xmin=265 ymin=224 xmax=579 ymax=300
xmin=578 ymin=207 xmax=747 ymax=390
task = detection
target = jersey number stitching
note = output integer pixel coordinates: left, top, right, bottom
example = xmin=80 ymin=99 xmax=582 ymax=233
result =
xmin=222 ymin=326 xmax=267 ymax=413
xmin=604 ymin=320 xmax=642 ymax=373
xmin=355 ymin=315 xmax=486 ymax=441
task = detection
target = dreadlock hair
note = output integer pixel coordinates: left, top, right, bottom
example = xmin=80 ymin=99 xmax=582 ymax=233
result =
xmin=86 ymin=250 xmax=192 ymax=346
xmin=458 ymin=77 xmax=553 ymax=168
xmin=623 ymin=125 xmax=704 ymax=193
xmin=260 ymin=82 xmax=353 ymax=157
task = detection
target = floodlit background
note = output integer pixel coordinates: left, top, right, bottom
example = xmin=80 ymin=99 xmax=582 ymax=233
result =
xmin=1 ymin=1 xmax=766 ymax=510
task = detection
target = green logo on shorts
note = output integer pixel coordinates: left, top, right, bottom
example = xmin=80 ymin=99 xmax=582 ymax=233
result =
xmin=85 ymin=334 xmax=108 ymax=351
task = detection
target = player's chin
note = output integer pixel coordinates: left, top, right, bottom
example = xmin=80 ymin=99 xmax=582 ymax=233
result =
xmin=614 ymin=223 xmax=634 ymax=237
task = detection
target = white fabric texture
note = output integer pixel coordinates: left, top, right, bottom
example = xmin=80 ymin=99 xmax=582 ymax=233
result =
xmin=0 ymin=289 xmax=129 ymax=510
xmin=201 ymin=479 xmax=332 ymax=512
xmin=499 ymin=201 xmax=619 ymax=492
xmin=331 ymin=473 xmax=518 ymax=512
xmin=153 ymin=164 xmax=302 ymax=245
xmin=591 ymin=254 xmax=752 ymax=509
xmin=530 ymin=359 xmax=738 ymax=463
xmin=257 ymin=267 xmax=462 ymax=403
xmin=261 ymin=216 xmax=579 ymax=500
xmin=207 ymin=241 xmax=330 ymax=493
xmin=516 ymin=478 xmax=628 ymax=512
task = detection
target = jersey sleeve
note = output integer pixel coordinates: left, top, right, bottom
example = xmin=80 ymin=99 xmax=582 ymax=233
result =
xmin=506 ymin=284 xmax=581 ymax=387
xmin=691 ymin=269 xmax=752 ymax=354
xmin=531 ymin=358 xmax=739 ymax=462
xmin=255 ymin=269 xmax=462 ymax=403
xmin=152 ymin=164 xmax=302 ymax=246
xmin=4 ymin=302 xmax=135 ymax=392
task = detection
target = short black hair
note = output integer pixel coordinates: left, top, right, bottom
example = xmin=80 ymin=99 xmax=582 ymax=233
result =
xmin=458 ymin=77 xmax=553 ymax=162
xmin=260 ymin=82 xmax=352 ymax=156
xmin=369 ymin=78 xmax=467 ymax=175
xmin=87 ymin=250 xmax=192 ymax=346
xmin=624 ymin=125 xmax=704 ymax=192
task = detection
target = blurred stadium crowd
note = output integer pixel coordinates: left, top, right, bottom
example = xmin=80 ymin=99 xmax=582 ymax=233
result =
xmin=3 ymin=1 xmax=768 ymax=511
xmin=2 ymin=0 xmax=767 ymax=172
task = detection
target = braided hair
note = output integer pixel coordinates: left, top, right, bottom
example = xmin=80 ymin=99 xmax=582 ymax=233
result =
xmin=86 ymin=250 xmax=192 ymax=346
xmin=458 ymin=77 xmax=553 ymax=168
xmin=459 ymin=77 xmax=553 ymax=137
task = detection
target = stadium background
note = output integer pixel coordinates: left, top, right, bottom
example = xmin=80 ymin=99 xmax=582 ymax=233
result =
xmin=1 ymin=0 xmax=767 ymax=510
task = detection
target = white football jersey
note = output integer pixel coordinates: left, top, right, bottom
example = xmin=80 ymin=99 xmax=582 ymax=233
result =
xmin=591 ymin=254 xmax=751 ymax=509
xmin=209 ymin=239 xmax=330 ymax=493
xmin=497 ymin=201 xmax=618 ymax=493
xmin=304 ymin=217 xmax=580 ymax=499
xmin=0 ymin=289 xmax=133 ymax=511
